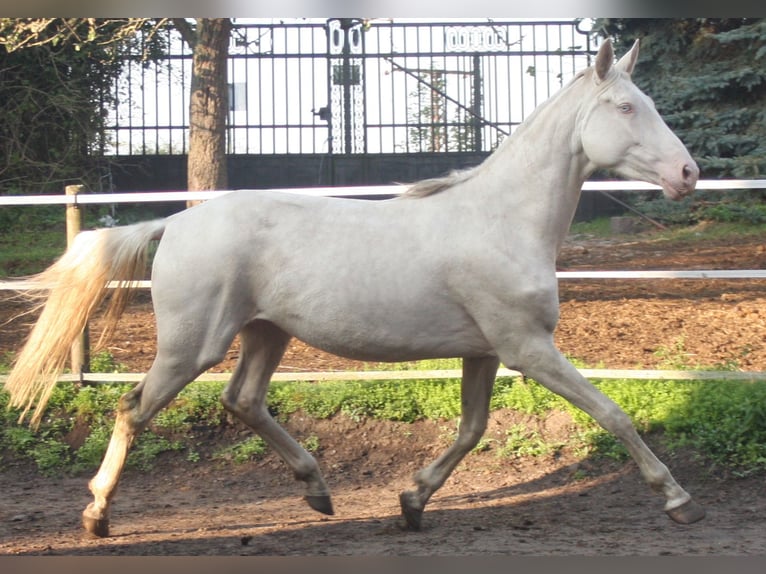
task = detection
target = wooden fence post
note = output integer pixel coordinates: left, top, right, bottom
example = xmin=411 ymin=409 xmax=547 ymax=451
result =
xmin=65 ymin=184 xmax=90 ymax=378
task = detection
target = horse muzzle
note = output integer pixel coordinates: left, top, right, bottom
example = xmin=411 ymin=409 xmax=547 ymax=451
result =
xmin=661 ymin=160 xmax=699 ymax=201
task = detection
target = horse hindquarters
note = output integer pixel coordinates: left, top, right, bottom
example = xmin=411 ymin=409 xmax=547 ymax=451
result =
xmin=83 ymin=221 xmax=253 ymax=537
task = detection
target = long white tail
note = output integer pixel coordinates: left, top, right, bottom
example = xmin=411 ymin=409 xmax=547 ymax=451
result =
xmin=4 ymin=219 xmax=166 ymax=427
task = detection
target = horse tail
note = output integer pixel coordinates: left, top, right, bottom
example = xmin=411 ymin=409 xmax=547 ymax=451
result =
xmin=4 ymin=219 xmax=167 ymax=428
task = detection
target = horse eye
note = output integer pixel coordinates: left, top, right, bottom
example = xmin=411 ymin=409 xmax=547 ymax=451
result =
xmin=618 ymin=103 xmax=634 ymax=114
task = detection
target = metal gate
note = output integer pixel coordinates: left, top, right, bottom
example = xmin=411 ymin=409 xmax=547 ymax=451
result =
xmin=103 ymin=18 xmax=597 ymax=157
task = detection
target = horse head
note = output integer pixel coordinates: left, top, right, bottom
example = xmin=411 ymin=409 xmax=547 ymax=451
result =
xmin=579 ymin=38 xmax=699 ymax=201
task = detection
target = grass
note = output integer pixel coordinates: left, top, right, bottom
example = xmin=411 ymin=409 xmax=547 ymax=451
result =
xmin=0 ymin=228 xmax=66 ymax=278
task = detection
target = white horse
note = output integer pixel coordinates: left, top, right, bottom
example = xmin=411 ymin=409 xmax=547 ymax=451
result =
xmin=5 ymin=39 xmax=705 ymax=537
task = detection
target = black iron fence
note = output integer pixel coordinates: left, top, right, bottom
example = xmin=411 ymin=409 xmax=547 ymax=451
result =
xmin=103 ymin=18 xmax=598 ymax=157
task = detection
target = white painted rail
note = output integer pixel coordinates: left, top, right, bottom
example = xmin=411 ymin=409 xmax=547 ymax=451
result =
xmin=1 ymin=179 xmax=765 ymax=206
xmin=1 ymin=368 xmax=765 ymax=385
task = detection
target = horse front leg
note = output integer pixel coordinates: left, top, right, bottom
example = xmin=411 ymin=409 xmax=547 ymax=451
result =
xmin=502 ymin=334 xmax=705 ymax=524
xmin=221 ymin=321 xmax=334 ymax=516
xmin=399 ymin=355 xmax=499 ymax=530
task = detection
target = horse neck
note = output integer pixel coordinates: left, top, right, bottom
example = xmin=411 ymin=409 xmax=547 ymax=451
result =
xmin=475 ymin=75 xmax=593 ymax=257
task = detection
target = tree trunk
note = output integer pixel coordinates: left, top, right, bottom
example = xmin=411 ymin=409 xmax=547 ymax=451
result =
xmin=186 ymin=18 xmax=231 ymax=207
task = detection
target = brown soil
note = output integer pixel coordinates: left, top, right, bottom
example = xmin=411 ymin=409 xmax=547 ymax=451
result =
xmin=1 ymin=224 xmax=765 ymax=555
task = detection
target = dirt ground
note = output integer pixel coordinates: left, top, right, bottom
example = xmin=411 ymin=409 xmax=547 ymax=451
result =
xmin=1 ymin=223 xmax=765 ymax=555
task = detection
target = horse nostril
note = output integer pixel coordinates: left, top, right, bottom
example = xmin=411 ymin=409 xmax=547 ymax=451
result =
xmin=682 ymin=163 xmax=699 ymax=185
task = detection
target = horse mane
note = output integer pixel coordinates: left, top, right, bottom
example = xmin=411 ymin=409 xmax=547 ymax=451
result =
xmin=400 ymin=167 xmax=479 ymax=199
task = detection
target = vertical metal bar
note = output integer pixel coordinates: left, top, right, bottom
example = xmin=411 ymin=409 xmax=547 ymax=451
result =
xmin=273 ymin=29 xmax=278 ymax=154
xmin=297 ymin=27 xmax=303 ymax=153
xmin=391 ymin=25 xmax=398 ymax=153
xmin=140 ymin=56 xmax=147 ymax=154
xmin=341 ymin=21 xmax=352 ymax=154
xmin=284 ymin=27 xmax=290 ymax=153
xmin=127 ymin=59 xmax=133 ymax=154
xmin=246 ymin=28 xmax=252 ymax=154
xmin=532 ymin=24 xmax=539 ymax=109
xmin=258 ymin=32 xmax=263 ymax=154
xmin=472 ymin=53 xmax=482 ymax=152
xmin=154 ymin=58 xmax=160 ymax=154
xmin=361 ymin=22 xmax=368 ymax=154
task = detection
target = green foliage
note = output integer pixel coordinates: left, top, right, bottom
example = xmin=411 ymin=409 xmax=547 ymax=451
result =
xmin=301 ymin=434 xmax=320 ymax=453
xmin=0 ymin=19 xmax=169 ymax=196
xmin=268 ymin=377 xmax=464 ymax=423
xmin=153 ymin=382 xmax=227 ymax=432
xmin=625 ymin=190 xmax=766 ymax=226
xmin=213 ymin=436 xmax=268 ymax=464
xmin=490 ymin=376 xmax=566 ymax=414
xmin=497 ymin=424 xmax=565 ymax=459
xmin=663 ymin=381 xmax=766 ymax=475
xmin=573 ymin=428 xmax=629 ymax=461
xmin=90 ymin=350 xmax=130 ymax=374
xmin=568 ymin=217 xmax=613 ymax=238
xmin=2 ymin=417 xmax=72 ymax=476
xmin=0 ymin=228 xmax=66 ymax=277
xmin=71 ymin=425 xmax=112 ymax=473
xmin=69 ymin=383 xmax=131 ymax=422
xmin=127 ymin=432 xmax=184 ymax=470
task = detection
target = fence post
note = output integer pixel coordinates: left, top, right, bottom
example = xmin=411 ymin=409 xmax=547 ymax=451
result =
xmin=65 ymin=184 xmax=90 ymax=378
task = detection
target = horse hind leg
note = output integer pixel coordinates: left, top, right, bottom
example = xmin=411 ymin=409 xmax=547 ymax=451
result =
xmin=399 ymin=355 xmax=500 ymax=530
xmin=82 ymin=311 xmax=238 ymax=537
xmin=220 ymin=320 xmax=334 ymax=516
xmin=82 ymin=354 xmax=214 ymax=537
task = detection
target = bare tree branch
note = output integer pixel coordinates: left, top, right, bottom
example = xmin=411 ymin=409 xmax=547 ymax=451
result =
xmin=172 ymin=18 xmax=197 ymax=49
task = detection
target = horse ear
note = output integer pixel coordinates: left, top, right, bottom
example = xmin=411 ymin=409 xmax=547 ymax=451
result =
xmin=595 ymin=38 xmax=614 ymax=81
xmin=615 ymin=39 xmax=640 ymax=75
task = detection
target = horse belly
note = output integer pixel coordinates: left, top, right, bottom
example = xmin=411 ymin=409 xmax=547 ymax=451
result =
xmin=267 ymin=295 xmax=493 ymax=363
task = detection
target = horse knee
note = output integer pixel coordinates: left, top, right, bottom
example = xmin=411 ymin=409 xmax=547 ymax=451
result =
xmin=598 ymin=404 xmax=635 ymax=437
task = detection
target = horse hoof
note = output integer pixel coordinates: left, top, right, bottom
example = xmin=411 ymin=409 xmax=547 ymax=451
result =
xmin=82 ymin=510 xmax=110 ymax=538
xmin=304 ymin=495 xmax=334 ymax=516
xmin=666 ymin=499 xmax=706 ymax=524
xmin=399 ymin=492 xmax=423 ymax=531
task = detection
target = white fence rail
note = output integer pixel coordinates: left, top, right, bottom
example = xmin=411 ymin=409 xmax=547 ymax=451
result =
xmin=1 ymin=180 xmax=765 ymax=384
xmin=2 ymin=179 xmax=766 ymax=207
